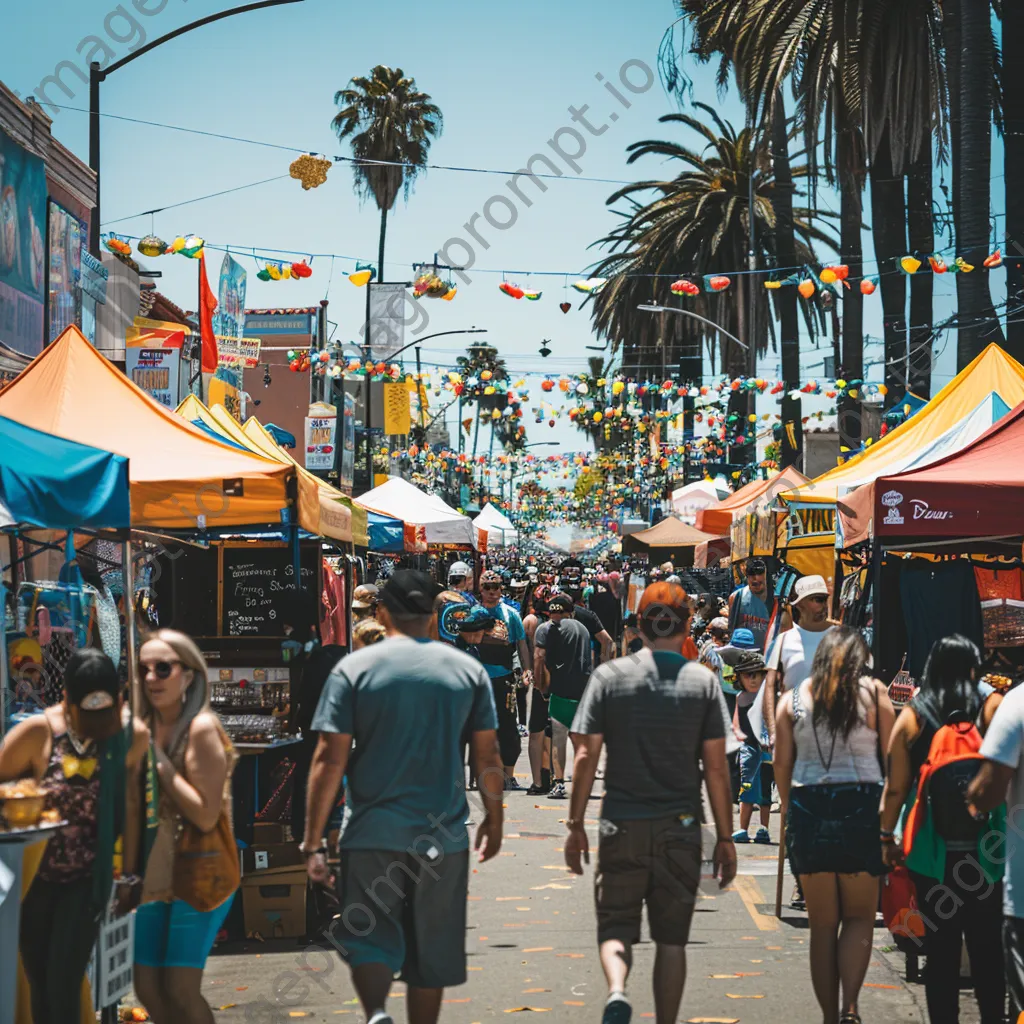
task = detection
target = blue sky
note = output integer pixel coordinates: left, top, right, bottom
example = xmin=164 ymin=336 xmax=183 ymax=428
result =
xmin=5 ymin=0 xmax=1007 ymax=462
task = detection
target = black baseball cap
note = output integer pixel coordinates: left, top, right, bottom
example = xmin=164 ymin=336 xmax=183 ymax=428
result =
xmin=548 ymin=593 xmax=574 ymax=613
xmin=746 ymin=558 xmax=767 ymax=574
xmin=380 ymin=570 xmax=441 ymax=617
xmin=64 ymin=648 xmax=122 ymax=739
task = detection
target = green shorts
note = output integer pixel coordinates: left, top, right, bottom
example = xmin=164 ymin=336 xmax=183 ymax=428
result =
xmin=548 ymin=694 xmax=579 ymax=729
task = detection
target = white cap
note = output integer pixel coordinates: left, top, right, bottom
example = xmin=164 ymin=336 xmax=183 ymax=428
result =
xmin=448 ymin=561 xmax=472 ymax=581
xmin=792 ymin=575 xmax=829 ymax=603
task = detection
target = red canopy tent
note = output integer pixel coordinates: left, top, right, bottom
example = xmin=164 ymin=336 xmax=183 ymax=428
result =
xmin=839 ymin=398 xmax=1024 ymax=545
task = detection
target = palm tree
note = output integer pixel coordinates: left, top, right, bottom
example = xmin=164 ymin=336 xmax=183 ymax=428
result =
xmin=331 ymin=66 xmax=443 ymax=280
xmin=590 ymin=104 xmax=838 ymax=379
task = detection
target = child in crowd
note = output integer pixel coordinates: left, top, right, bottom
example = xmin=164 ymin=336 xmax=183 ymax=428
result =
xmin=732 ymin=650 xmax=772 ymax=844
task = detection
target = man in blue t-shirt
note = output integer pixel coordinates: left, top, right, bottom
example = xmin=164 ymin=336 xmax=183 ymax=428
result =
xmin=477 ymin=569 xmax=533 ymax=789
xmin=303 ymin=570 xmax=504 ymax=1024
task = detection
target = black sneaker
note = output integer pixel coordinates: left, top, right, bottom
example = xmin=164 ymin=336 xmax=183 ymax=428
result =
xmin=504 ymin=776 xmax=521 ymax=791
xmin=602 ymin=993 xmax=631 ymax=1024
xmin=525 ymin=783 xmax=548 ymax=795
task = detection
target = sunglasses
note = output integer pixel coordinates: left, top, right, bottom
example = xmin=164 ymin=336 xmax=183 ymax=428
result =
xmin=141 ymin=659 xmax=181 ymax=680
xmin=481 ymin=583 xmax=503 ymax=591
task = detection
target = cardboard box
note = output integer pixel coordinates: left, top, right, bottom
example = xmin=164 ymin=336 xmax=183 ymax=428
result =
xmin=242 ymin=865 xmax=308 ymax=939
xmin=252 ymin=822 xmax=285 ymax=844
xmin=241 ymin=841 xmax=305 ymax=876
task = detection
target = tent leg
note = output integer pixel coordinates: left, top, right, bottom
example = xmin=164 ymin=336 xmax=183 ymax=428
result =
xmin=122 ymin=539 xmax=136 ymax=707
xmin=775 ymin=812 xmax=787 ymax=918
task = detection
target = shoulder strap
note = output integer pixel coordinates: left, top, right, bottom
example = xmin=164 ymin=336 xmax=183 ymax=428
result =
xmin=727 ymin=588 xmax=743 ymax=634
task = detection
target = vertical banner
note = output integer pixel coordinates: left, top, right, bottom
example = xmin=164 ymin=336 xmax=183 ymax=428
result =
xmin=367 ymin=282 xmax=407 ymax=361
xmin=339 ymin=391 xmax=356 ymax=495
xmin=383 ymin=381 xmax=412 ymax=435
xmin=305 ymin=401 xmax=337 ymax=471
xmin=213 ymin=254 xmax=246 ymax=418
xmin=47 ymin=202 xmax=85 ymax=342
xmin=0 ymin=128 xmax=47 ymax=356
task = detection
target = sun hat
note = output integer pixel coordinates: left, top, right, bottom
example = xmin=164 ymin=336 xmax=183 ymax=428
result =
xmin=792 ymin=574 xmax=829 ymax=603
xmin=729 ymin=628 xmax=757 ymax=650
xmin=734 ymin=650 xmax=767 ymax=675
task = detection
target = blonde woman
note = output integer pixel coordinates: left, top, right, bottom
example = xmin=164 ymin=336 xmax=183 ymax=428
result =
xmin=133 ymin=630 xmax=237 ymax=1024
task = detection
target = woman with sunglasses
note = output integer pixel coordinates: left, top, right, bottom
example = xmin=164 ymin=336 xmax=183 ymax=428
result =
xmin=0 ymin=649 xmax=148 ymax=1024
xmin=134 ymin=630 xmax=237 ymax=1024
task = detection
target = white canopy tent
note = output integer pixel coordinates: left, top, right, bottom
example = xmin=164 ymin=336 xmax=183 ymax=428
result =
xmin=473 ymin=502 xmax=519 ymax=549
xmin=355 ymin=476 xmax=478 ymax=547
xmin=670 ymin=478 xmax=731 ymax=524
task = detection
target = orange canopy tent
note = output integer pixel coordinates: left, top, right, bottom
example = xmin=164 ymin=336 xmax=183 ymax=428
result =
xmin=0 ymin=326 xmax=317 ymax=530
xmin=695 ymin=466 xmax=809 ymax=537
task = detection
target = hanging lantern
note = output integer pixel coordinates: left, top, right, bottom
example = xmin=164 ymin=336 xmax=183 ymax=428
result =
xmin=349 ymin=263 xmax=375 ymax=287
xmin=137 ymin=234 xmax=167 ymax=258
xmin=267 ymin=263 xmax=282 ymax=281
xmin=819 ymin=267 xmax=838 ymax=285
xmin=671 ymin=278 xmax=699 ymax=296
xmin=704 ymin=275 xmax=730 ymax=292
xmin=291 ymin=260 xmax=313 ymax=278
xmin=860 ymin=277 xmax=878 ymax=295
xmin=798 ymin=278 xmax=816 ymax=298
xmin=900 ymin=255 xmax=922 ymax=274
xmin=257 ymin=268 xmax=271 ymax=282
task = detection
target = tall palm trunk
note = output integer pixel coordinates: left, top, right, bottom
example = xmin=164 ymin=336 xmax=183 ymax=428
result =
xmin=870 ymin=130 xmax=908 ymax=398
xmin=838 ymin=125 xmax=865 ymax=450
xmin=378 ymin=206 xmax=389 ymax=283
xmin=907 ymin=146 xmax=934 ymax=397
xmin=957 ymin=0 xmax=1004 ymax=365
xmin=771 ymin=95 xmax=802 ymax=468
xmin=1004 ymin=0 xmax=1024 ymax=360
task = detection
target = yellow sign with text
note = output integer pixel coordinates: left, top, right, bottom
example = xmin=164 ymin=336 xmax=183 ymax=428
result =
xmin=383 ymin=382 xmax=411 ymax=435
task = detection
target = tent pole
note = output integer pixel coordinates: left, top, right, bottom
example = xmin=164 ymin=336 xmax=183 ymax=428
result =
xmin=871 ymin=537 xmax=883 ymax=672
xmin=122 ymin=538 xmax=137 ymax=708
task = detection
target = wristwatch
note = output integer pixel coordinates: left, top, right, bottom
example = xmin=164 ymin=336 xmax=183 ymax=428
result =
xmin=565 ymin=818 xmax=585 ymax=832
xmin=298 ymin=841 xmax=327 ymax=858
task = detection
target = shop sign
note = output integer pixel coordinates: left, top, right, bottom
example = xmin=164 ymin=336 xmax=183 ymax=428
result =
xmin=0 ymin=127 xmax=46 ymax=357
xmin=214 ymin=254 xmax=246 ymax=340
xmin=305 ymin=404 xmax=337 ymax=471
xmin=244 ymin=312 xmax=313 ymax=335
xmin=80 ymin=249 xmax=108 ymax=304
xmin=125 ymin=317 xmax=187 ymax=408
xmin=47 ymin=202 xmax=85 ymax=342
xmin=217 ymin=335 xmax=262 ymax=368
xmin=339 ymin=392 xmax=355 ymax=494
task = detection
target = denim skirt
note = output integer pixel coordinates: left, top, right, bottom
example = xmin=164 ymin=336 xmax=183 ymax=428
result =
xmin=786 ymin=782 xmax=885 ymax=877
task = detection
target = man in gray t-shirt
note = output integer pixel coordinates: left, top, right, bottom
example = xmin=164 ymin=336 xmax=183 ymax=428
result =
xmin=563 ymin=582 xmax=736 ymax=1024
xmin=303 ymin=571 xmax=504 ymax=1024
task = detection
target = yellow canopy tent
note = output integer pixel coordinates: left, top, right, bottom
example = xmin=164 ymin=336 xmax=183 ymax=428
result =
xmin=175 ymin=396 xmax=353 ymax=544
xmin=241 ymin=416 xmax=368 ymax=548
xmin=0 ymin=326 xmax=310 ymax=530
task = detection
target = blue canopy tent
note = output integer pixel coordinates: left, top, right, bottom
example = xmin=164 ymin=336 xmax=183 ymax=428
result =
xmin=264 ymin=423 xmax=297 ymax=449
xmin=368 ymin=511 xmax=405 ymax=552
xmin=0 ymin=415 xmax=130 ymax=530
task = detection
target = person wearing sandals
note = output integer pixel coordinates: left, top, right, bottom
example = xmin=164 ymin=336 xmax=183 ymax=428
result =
xmin=774 ymin=628 xmax=895 ymax=1024
xmin=0 ymin=649 xmax=148 ymax=1024
xmin=133 ymin=629 xmax=238 ymax=1024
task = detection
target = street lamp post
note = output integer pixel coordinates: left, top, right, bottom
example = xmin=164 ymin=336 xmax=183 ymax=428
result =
xmin=636 ymin=303 xmax=749 ymax=351
xmin=88 ymin=0 xmax=304 ymax=255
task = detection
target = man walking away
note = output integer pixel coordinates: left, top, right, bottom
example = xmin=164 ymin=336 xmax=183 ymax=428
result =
xmin=727 ymin=558 xmax=775 ymax=651
xmin=303 ymin=570 xmax=504 ymax=1024
xmin=564 ymin=582 xmax=737 ymax=1024
xmin=477 ymin=569 xmax=533 ymax=788
xmin=534 ymin=593 xmax=593 ymax=800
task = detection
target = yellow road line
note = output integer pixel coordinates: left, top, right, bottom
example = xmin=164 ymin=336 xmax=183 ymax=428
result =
xmin=731 ymin=874 xmax=779 ymax=932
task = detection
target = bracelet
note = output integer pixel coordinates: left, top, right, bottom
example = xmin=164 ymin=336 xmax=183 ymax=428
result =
xmin=298 ymin=842 xmax=327 ymax=857
xmin=565 ymin=818 xmax=585 ymax=832
xmin=117 ymin=875 xmax=142 ymax=887
xmin=880 ymin=828 xmax=895 ymax=839
xmin=880 ymin=836 xmax=896 ymax=845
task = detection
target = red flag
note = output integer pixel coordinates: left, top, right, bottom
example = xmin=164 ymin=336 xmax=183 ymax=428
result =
xmin=199 ymin=253 xmax=219 ymax=373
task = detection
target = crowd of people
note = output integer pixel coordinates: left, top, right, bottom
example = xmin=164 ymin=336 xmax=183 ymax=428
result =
xmin=8 ymin=552 xmax=1024 ymax=1024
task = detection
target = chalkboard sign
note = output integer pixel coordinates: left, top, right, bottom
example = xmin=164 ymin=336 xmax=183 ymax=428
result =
xmin=221 ymin=545 xmax=318 ymax=638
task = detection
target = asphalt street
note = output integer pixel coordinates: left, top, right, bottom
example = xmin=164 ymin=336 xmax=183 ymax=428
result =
xmin=188 ymin=754 xmax=957 ymax=1024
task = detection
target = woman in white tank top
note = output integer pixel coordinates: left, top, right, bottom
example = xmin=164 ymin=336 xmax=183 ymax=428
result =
xmin=774 ymin=628 xmax=895 ymax=1024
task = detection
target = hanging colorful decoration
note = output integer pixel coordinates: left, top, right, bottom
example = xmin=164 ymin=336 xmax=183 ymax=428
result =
xmin=928 ymin=255 xmax=948 ymax=274
xmin=798 ymin=278 xmax=816 ymax=298
xmin=819 ymin=264 xmax=849 ymax=285
xmin=105 ymin=236 xmax=132 ymax=256
xmin=572 ymin=277 xmax=607 ymax=294
xmin=137 ymin=234 xmax=168 ymax=258
xmin=523 ymin=289 xmax=543 ymax=301
xmin=166 ymin=235 xmax=204 ymax=259
xmin=763 ymin=279 xmax=782 ymax=290
xmin=348 ymin=262 xmax=375 ymax=287
xmin=291 ymin=260 xmax=313 ymax=278
xmin=900 ymin=255 xmax=922 ymax=275
xmin=955 ymin=257 xmax=974 ymax=273
xmin=559 ymin=301 xmax=572 ymax=313
xmin=860 ymin=276 xmax=878 ymax=295
xmin=442 ymin=287 xmax=457 ymax=301
xmin=413 ymin=272 xmax=451 ymax=298
xmin=704 ymin=275 xmax=731 ymax=292
xmin=671 ymin=278 xmax=700 ymax=296
xmin=984 ymin=250 xmax=1003 ymax=268
xmin=289 ymin=153 xmax=332 ymax=190
xmin=499 ymin=281 xmax=525 ymax=299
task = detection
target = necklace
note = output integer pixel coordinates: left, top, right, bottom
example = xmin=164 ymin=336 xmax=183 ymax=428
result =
xmin=65 ymin=715 xmax=96 ymax=757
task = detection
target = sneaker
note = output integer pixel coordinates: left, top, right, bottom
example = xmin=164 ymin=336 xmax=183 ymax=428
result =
xmin=504 ymin=775 xmax=521 ymax=791
xmin=517 ymin=723 xmax=529 ymax=737
xmin=525 ymin=782 xmax=548 ymax=795
xmin=548 ymin=780 xmax=568 ymax=799
xmin=602 ymin=992 xmax=632 ymax=1024
xmin=790 ymin=885 xmax=806 ymax=911
xmin=367 ymin=1013 xmax=394 ymax=1024
xmin=754 ymin=827 xmax=772 ymax=844
xmin=732 ymin=828 xmax=751 ymax=844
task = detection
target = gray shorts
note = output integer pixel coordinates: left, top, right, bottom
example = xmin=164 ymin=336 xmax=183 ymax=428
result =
xmin=330 ymin=848 xmax=469 ymax=988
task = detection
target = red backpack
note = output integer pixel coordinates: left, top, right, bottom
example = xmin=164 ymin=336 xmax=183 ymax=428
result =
xmin=903 ymin=715 xmax=986 ymax=855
